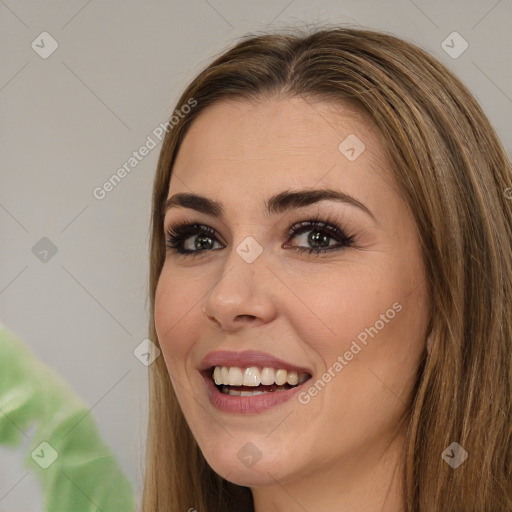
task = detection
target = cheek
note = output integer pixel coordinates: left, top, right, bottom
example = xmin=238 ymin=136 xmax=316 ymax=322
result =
xmin=154 ymin=268 xmax=201 ymax=373
xmin=291 ymin=259 xmax=428 ymax=395
xmin=287 ymin=265 xmax=402 ymax=355
xmin=290 ymin=266 xmax=427 ymax=452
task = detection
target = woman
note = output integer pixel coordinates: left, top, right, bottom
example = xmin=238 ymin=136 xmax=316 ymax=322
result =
xmin=143 ymin=26 xmax=512 ymax=511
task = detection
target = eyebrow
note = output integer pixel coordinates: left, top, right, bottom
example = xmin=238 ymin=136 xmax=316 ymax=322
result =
xmin=164 ymin=189 xmax=376 ymax=222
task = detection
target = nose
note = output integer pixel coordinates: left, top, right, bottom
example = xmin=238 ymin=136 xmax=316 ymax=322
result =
xmin=202 ymin=247 xmax=277 ymax=332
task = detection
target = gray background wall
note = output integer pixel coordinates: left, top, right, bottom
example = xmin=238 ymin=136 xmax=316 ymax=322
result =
xmin=0 ymin=1 xmax=510 ymax=510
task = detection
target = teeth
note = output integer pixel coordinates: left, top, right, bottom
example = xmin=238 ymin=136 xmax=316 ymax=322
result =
xmin=212 ymin=365 xmax=309 ymax=387
xmin=275 ymin=369 xmax=287 ymax=386
xmin=243 ymin=367 xmax=260 ymax=386
xmin=227 ymin=367 xmax=243 ymax=386
xmin=287 ymin=371 xmax=298 ymax=386
xmin=260 ymin=367 xmax=275 ymax=385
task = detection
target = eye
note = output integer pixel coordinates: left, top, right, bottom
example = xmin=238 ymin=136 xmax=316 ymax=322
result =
xmin=165 ymin=221 xmax=222 ymax=257
xmin=285 ymin=218 xmax=355 ymax=255
xmin=164 ymin=215 xmax=355 ymax=257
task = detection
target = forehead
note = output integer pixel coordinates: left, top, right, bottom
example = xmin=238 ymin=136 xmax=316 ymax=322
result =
xmin=167 ymin=96 xmax=395 ymax=213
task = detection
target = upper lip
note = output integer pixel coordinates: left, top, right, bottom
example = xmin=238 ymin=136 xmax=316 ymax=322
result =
xmin=200 ymin=350 xmax=312 ymax=375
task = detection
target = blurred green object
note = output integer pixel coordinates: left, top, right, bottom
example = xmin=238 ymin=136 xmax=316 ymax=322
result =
xmin=0 ymin=323 xmax=136 ymax=512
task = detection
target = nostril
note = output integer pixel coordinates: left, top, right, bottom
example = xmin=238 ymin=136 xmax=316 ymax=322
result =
xmin=205 ymin=315 xmax=221 ymax=327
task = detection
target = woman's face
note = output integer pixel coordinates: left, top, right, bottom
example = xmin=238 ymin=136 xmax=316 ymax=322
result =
xmin=154 ymin=96 xmax=430 ymax=490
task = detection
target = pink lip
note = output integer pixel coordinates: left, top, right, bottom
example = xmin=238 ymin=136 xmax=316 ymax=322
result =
xmin=202 ymin=375 xmax=308 ymax=414
xmin=200 ymin=349 xmax=312 ymax=374
xmin=199 ymin=350 xmax=312 ymax=414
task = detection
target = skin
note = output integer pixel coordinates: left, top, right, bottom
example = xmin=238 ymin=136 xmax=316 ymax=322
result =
xmin=154 ymin=96 xmax=430 ymax=512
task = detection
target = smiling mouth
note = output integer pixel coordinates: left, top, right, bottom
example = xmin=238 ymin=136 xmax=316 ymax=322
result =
xmin=209 ymin=365 xmax=312 ymax=396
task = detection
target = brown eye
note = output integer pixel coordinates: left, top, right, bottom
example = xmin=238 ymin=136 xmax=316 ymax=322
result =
xmin=285 ymin=219 xmax=354 ymax=255
xmin=166 ymin=222 xmax=222 ymax=256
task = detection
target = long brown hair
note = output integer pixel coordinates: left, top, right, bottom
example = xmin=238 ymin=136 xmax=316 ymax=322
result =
xmin=143 ymin=26 xmax=512 ymax=511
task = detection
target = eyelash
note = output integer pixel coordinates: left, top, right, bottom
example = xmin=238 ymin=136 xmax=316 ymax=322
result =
xmin=164 ymin=214 xmax=355 ymax=258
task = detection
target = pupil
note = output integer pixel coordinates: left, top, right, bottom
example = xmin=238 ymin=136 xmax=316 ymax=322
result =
xmin=308 ymin=231 xmax=329 ymax=248
xmin=195 ymin=235 xmax=213 ymax=250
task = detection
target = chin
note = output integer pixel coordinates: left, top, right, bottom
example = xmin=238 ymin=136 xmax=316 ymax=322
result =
xmin=198 ymin=435 xmax=293 ymax=487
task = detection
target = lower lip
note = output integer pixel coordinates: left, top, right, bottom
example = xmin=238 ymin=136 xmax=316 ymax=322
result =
xmin=203 ymin=373 xmax=308 ymax=414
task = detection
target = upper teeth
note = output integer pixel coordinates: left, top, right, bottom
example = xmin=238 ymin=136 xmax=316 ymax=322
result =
xmin=212 ymin=366 xmax=309 ymax=387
